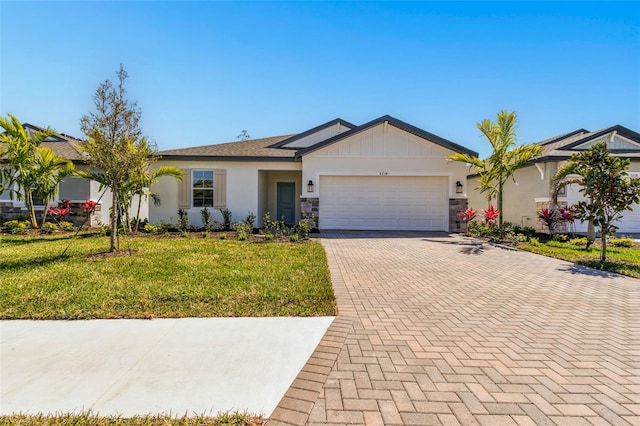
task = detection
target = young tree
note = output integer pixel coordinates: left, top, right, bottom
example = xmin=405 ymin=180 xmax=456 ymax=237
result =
xmin=551 ymin=161 xmax=597 ymax=247
xmin=555 ymin=142 xmax=640 ymax=262
xmin=79 ymin=65 xmax=147 ymax=252
xmin=449 ymin=110 xmax=541 ymax=229
xmin=0 ymin=114 xmax=73 ymax=228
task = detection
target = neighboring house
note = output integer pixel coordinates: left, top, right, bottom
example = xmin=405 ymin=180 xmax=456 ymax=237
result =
xmin=151 ymin=115 xmax=477 ymax=232
xmin=467 ymin=125 xmax=640 ymax=233
xmin=0 ymin=123 xmax=147 ymax=227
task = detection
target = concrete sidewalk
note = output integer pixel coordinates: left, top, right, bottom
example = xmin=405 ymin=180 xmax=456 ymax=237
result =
xmin=1 ymin=317 xmax=333 ymax=418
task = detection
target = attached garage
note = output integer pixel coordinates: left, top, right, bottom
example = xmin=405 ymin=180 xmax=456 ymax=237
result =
xmin=319 ymin=175 xmax=448 ymax=231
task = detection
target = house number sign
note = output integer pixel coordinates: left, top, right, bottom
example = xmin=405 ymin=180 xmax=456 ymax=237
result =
xmin=379 ymin=172 xmax=389 ymax=176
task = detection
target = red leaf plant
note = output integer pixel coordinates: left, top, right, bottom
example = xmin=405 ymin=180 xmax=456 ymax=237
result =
xmin=456 ymin=208 xmax=477 ymax=223
xmin=83 ymin=200 xmax=97 ymax=212
xmin=482 ymin=205 xmax=500 ymax=226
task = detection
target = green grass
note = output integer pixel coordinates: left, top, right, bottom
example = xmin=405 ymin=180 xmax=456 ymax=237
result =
xmin=0 ymin=412 xmax=263 ymax=425
xmin=0 ymin=234 xmax=336 ymax=319
xmin=519 ymin=239 xmax=640 ymax=278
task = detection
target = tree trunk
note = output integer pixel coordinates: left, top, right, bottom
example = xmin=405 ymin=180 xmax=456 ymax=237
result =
xmin=135 ymin=194 xmax=143 ymax=233
xmin=600 ymin=234 xmax=607 ymax=262
xmin=40 ymin=205 xmax=49 ymax=228
xmin=497 ymin=183 xmax=504 ymax=236
xmin=586 ymin=221 xmax=596 ymax=248
xmin=26 ymin=191 xmax=38 ymax=229
xmin=110 ymin=185 xmax=119 ymax=252
xmin=124 ymin=200 xmax=132 ymax=233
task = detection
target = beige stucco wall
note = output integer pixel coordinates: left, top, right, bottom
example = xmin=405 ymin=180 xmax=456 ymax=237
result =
xmin=467 ymin=163 xmax=554 ymax=228
xmin=467 ymin=159 xmax=640 ymax=232
xmin=301 ymin=123 xmax=472 ymax=200
xmin=150 ymin=160 xmax=301 ymax=228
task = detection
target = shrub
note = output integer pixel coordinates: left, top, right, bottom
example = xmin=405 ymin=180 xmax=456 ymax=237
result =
xmin=295 ymin=214 xmax=316 ymax=239
xmin=59 ymin=221 xmax=74 ymax=232
xmin=569 ymin=237 xmax=588 ymax=246
xmin=522 ymin=226 xmax=536 ymax=237
xmin=180 ymin=230 xmax=188 ymax=238
xmin=156 ymin=219 xmax=172 ymax=234
xmin=218 ymin=208 xmax=232 ymax=231
xmin=177 ymin=209 xmax=189 ymax=232
xmin=529 ymin=237 xmax=540 ymax=246
xmin=263 ymin=212 xmax=273 ymax=233
xmin=289 ymin=234 xmax=299 ymax=242
xmin=552 ymin=233 xmax=569 ymax=242
xmin=238 ymin=232 xmax=248 ymax=241
xmin=40 ymin=222 xmax=58 ymax=234
xmin=611 ymin=237 xmax=634 ymax=248
xmin=468 ymin=221 xmax=493 ymax=238
xmin=201 ymin=207 xmax=212 ymax=231
xmin=264 ymin=233 xmax=274 ymax=241
xmin=4 ymin=220 xmax=29 ymax=234
xmin=143 ymin=223 xmax=158 ymax=234
xmin=219 ymin=232 xmax=227 ymax=240
xmin=234 ymin=221 xmax=253 ymax=236
xmin=201 ymin=230 xmax=209 ymax=238
xmin=245 ymin=212 xmax=256 ymax=231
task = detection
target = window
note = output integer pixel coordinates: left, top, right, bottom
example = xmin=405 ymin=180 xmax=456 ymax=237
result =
xmin=192 ymin=170 xmax=214 ymax=207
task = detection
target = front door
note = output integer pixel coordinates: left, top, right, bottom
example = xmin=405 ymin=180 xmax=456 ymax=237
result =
xmin=277 ymin=182 xmax=296 ymax=224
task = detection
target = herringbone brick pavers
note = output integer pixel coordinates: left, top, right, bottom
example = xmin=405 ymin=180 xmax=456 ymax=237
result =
xmin=269 ymin=232 xmax=640 ymax=425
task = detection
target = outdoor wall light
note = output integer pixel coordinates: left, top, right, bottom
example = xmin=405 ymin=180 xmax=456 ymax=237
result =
xmin=456 ymin=181 xmax=463 ymax=194
xmin=307 ymin=180 xmax=315 ymax=193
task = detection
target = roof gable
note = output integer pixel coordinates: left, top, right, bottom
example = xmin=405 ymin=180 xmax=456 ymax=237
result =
xmin=295 ymin=115 xmax=478 ymax=159
xmin=532 ymin=125 xmax=640 ymax=162
xmin=269 ymin=118 xmax=356 ymax=149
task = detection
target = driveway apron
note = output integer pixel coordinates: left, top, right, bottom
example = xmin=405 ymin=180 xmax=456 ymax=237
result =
xmin=269 ymin=232 xmax=640 ymax=425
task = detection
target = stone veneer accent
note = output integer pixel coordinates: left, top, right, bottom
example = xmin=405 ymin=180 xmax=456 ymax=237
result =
xmin=300 ymin=197 xmax=319 ymax=227
xmin=449 ymin=198 xmax=468 ymax=233
xmin=535 ymin=200 xmax=568 ymax=234
xmin=0 ymin=201 xmax=102 ymax=228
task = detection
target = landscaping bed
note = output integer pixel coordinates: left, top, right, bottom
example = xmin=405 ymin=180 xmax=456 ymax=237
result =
xmin=0 ymin=232 xmax=336 ymax=319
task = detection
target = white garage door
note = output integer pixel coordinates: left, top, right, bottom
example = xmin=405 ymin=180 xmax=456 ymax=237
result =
xmin=614 ymin=203 xmax=640 ymax=233
xmin=319 ymin=176 xmax=448 ymax=231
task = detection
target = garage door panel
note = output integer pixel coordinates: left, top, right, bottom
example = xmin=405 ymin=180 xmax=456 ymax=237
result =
xmin=319 ymin=176 xmax=448 ymax=231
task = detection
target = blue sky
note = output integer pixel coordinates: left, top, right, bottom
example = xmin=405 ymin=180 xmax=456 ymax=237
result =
xmin=1 ymin=1 xmax=638 ymax=158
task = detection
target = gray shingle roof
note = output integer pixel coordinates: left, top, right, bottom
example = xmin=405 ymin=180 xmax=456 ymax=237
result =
xmin=1 ymin=123 xmax=87 ymax=162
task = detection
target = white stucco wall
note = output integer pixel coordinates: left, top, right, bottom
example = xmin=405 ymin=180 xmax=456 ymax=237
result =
xmin=150 ymin=160 xmax=301 ymax=228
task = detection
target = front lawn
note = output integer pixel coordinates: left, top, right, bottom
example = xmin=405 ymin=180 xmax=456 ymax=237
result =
xmin=519 ymin=239 xmax=640 ymax=278
xmin=0 ymin=234 xmax=336 ymax=319
xmin=0 ymin=412 xmax=263 ymax=425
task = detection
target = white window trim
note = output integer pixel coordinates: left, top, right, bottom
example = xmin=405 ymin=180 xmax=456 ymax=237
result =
xmin=191 ymin=169 xmax=215 ymax=209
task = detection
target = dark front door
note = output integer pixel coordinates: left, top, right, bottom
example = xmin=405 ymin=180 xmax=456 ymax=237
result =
xmin=277 ymin=182 xmax=296 ymax=224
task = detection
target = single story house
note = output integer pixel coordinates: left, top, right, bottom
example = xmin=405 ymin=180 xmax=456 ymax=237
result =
xmin=0 ymin=123 xmax=147 ymax=227
xmin=467 ymin=125 xmax=640 ymax=234
xmin=151 ymin=115 xmax=477 ymax=232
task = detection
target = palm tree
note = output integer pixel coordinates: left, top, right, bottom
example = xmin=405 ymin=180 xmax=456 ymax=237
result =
xmin=33 ymin=147 xmax=75 ymax=227
xmin=128 ymin=165 xmax=183 ymax=232
xmin=449 ymin=110 xmax=541 ymax=229
xmin=0 ymin=114 xmax=62 ymax=228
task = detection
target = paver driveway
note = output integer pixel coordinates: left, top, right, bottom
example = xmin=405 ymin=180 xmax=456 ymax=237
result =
xmin=269 ymin=232 xmax=640 ymax=426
